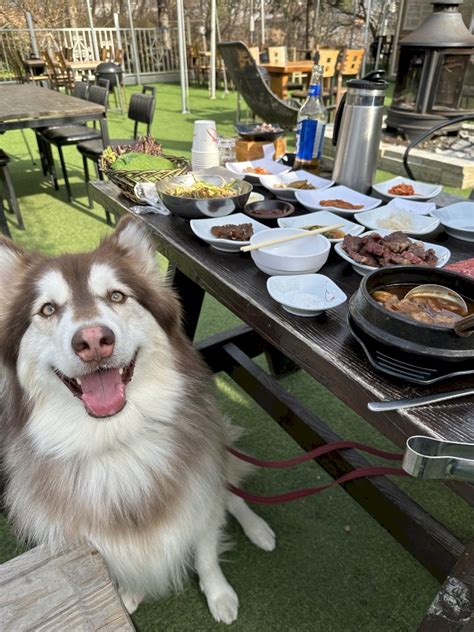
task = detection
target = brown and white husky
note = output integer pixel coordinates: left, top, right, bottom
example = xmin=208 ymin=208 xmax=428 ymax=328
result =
xmin=0 ymin=217 xmax=275 ymax=623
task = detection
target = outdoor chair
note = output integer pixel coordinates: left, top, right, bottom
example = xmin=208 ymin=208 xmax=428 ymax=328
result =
xmin=77 ymin=90 xmax=156 ymax=210
xmin=334 ymin=48 xmax=364 ymax=105
xmin=40 ymin=85 xmax=108 ymax=203
xmin=0 ymin=150 xmax=24 ymax=231
xmin=291 ymin=48 xmax=340 ymax=116
xmin=218 ymin=41 xmax=299 ymax=129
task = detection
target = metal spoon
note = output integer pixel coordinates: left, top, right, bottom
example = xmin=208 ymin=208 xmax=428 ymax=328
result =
xmin=404 ymin=284 xmax=468 ymax=315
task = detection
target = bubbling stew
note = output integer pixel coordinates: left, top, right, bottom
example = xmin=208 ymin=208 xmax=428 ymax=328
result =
xmin=371 ymin=284 xmax=474 ymax=328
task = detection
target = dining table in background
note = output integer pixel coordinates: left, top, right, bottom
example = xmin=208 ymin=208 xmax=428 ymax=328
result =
xmin=90 ymin=177 xmax=474 ymax=629
xmin=260 ymin=60 xmax=314 ymax=98
xmin=0 ymin=84 xmax=109 ymax=237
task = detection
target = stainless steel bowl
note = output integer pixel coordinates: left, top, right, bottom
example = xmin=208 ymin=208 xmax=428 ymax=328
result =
xmin=156 ymin=173 xmax=253 ymax=219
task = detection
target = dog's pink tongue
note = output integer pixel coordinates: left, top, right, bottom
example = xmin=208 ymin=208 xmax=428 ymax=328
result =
xmin=80 ymin=369 xmax=125 ymax=417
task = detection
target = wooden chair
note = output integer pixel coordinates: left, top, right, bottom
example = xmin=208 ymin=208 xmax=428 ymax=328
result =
xmin=335 ymin=48 xmax=364 ymax=105
xmin=291 ymin=48 xmax=340 ymax=109
xmin=42 ymin=50 xmax=69 ymax=91
xmin=54 ymin=50 xmax=75 ymax=93
xmin=267 ymin=46 xmax=287 ymax=66
xmin=248 ymin=47 xmax=260 ymax=63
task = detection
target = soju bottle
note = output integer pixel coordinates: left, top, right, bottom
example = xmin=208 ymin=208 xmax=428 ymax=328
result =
xmin=294 ymin=65 xmax=327 ymax=174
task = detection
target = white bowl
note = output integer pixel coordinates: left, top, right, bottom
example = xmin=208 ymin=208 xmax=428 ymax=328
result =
xmin=190 ymin=213 xmax=267 ymax=252
xmin=267 ymin=274 xmax=347 ymax=316
xmin=250 ymin=228 xmax=331 ymax=276
xmin=431 ymin=202 xmax=474 ymax=242
xmin=372 ymin=176 xmax=442 ymax=200
xmin=356 ymin=206 xmax=440 ymax=236
xmin=225 ymin=157 xmax=291 ymax=183
xmin=259 ymin=170 xmax=334 ymax=201
xmin=277 ymin=210 xmax=365 ymax=243
xmin=295 ymin=185 xmax=381 ymax=215
xmin=334 ymin=229 xmax=451 ymax=275
xmin=382 ymin=198 xmax=436 ymax=216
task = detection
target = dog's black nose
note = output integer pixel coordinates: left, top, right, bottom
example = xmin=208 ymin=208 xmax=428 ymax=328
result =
xmin=72 ymin=326 xmax=115 ymax=362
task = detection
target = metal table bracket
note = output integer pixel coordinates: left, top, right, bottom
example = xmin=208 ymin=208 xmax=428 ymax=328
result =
xmin=403 ymin=436 xmax=474 ymax=483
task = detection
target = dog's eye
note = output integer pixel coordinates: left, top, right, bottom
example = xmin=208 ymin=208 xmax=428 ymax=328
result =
xmin=40 ymin=303 xmax=56 ymax=317
xmin=110 ymin=291 xmax=126 ymax=303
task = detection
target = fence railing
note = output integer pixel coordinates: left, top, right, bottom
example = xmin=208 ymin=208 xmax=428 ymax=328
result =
xmin=0 ymin=27 xmax=180 ymax=80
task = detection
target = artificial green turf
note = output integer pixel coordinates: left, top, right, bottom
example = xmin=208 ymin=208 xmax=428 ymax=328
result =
xmin=0 ymin=82 xmax=472 ymax=631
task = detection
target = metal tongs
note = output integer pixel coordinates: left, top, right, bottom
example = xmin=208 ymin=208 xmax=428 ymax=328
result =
xmin=403 ymin=436 xmax=474 ymax=483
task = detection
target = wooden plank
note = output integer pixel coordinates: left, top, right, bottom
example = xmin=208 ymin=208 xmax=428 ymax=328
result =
xmin=419 ymin=539 xmax=474 ymax=631
xmin=0 ymin=544 xmax=134 ymax=631
xmin=0 ymin=85 xmax=104 ymax=124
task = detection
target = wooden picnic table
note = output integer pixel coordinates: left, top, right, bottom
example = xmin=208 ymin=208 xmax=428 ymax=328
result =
xmin=261 ymin=60 xmax=314 ymax=98
xmin=66 ymin=59 xmax=101 ymax=73
xmin=0 ymin=84 xmax=109 ymax=238
xmin=90 ymin=180 xmax=473 ymax=627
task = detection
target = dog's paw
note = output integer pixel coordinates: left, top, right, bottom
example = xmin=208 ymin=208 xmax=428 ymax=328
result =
xmin=246 ymin=516 xmax=276 ymax=552
xmin=207 ymin=586 xmax=239 ymax=624
xmin=119 ymin=589 xmax=143 ymax=615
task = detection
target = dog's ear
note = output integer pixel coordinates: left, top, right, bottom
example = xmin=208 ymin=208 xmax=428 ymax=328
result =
xmin=110 ymin=217 xmax=157 ymax=277
xmin=0 ymin=238 xmax=33 ymax=306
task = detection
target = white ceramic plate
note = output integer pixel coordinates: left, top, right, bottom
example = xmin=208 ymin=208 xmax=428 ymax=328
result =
xmin=225 ymin=158 xmax=291 ymax=183
xmin=277 ymin=210 xmax=365 ymax=243
xmin=295 ymin=185 xmax=381 ymax=215
xmin=267 ymin=274 xmax=347 ymax=317
xmin=383 ymin=198 xmax=436 ymax=216
xmin=355 ymin=206 xmax=440 ymax=236
xmin=372 ymin=176 xmax=442 ymax=200
xmin=247 ymin=192 xmax=265 ymax=205
xmin=259 ymin=170 xmax=334 ymax=201
xmin=334 ymin=229 xmax=451 ymax=275
xmin=431 ymin=202 xmax=474 ymax=242
xmin=190 ymin=213 xmax=267 ymax=252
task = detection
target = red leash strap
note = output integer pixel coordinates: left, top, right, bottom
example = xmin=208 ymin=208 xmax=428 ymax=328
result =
xmin=227 ymin=442 xmax=407 ymax=505
xmin=228 ymin=441 xmax=403 ymax=467
xmin=228 ymin=466 xmax=409 ymax=505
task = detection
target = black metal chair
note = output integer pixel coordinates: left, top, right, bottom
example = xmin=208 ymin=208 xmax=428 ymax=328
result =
xmin=0 ymin=149 xmax=24 ymax=232
xmin=77 ymin=90 xmax=156 ymax=209
xmin=40 ymin=85 xmax=108 ymax=203
xmin=218 ymin=41 xmax=299 ymax=129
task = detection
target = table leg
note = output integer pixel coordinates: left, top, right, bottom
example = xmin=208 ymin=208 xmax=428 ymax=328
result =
xmin=269 ymin=74 xmax=287 ymax=99
xmin=168 ymin=266 xmax=205 ymax=341
xmin=265 ymin=348 xmax=299 ymax=377
xmin=0 ymin=198 xmax=11 ymax=238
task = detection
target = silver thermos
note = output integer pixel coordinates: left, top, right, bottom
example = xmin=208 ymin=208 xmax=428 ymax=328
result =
xmin=332 ymin=71 xmax=388 ymax=194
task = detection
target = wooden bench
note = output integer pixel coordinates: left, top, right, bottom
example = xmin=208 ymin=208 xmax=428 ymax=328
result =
xmin=0 ymin=543 xmax=134 ymax=631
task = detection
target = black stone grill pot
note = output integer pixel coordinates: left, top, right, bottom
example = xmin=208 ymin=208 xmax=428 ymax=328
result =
xmin=95 ymin=62 xmax=123 ymax=89
xmin=348 ymin=266 xmax=474 ymax=384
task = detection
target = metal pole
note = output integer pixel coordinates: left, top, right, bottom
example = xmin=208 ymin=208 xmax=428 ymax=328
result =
xmin=210 ymin=0 xmax=216 ymax=99
xmin=216 ymin=7 xmax=229 ymax=95
xmin=176 ymin=0 xmax=189 ymax=113
xmin=25 ymin=12 xmax=39 ymax=58
xmin=349 ymin=0 xmax=357 ymax=48
xmin=126 ymin=0 xmax=141 ymax=84
xmin=85 ymin=0 xmax=100 ymax=59
xmin=362 ymin=0 xmax=372 ymax=76
xmin=374 ymin=1 xmax=388 ymax=71
xmin=314 ymin=0 xmax=321 ymax=52
xmin=249 ymin=0 xmax=254 ymax=45
xmin=389 ymin=0 xmax=405 ymax=78
xmin=261 ymin=0 xmax=265 ymax=47
xmin=113 ymin=12 xmax=123 ymax=62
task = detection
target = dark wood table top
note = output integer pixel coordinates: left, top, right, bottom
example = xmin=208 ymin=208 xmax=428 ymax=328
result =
xmin=91 ymin=181 xmax=474 ymax=451
xmin=0 ymin=85 xmax=105 ymax=128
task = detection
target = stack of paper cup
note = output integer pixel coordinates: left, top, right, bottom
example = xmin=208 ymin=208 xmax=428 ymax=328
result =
xmin=191 ymin=120 xmax=220 ymax=170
